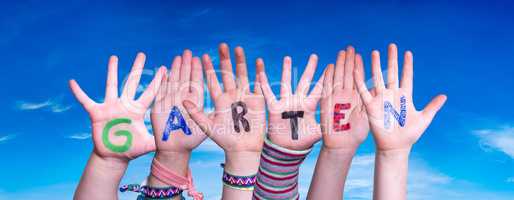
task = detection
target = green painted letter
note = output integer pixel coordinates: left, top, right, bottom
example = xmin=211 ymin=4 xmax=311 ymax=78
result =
xmin=102 ymin=118 xmax=133 ymax=153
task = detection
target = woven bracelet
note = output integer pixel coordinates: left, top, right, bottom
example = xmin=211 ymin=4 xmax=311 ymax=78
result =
xmin=120 ymin=184 xmax=183 ymax=199
xmin=220 ymin=163 xmax=257 ymax=191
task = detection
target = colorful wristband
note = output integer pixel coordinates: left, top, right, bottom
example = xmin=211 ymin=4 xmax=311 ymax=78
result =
xmin=119 ymin=184 xmax=183 ymax=200
xmin=253 ymin=137 xmax=312 ymax=200
xmin=221 ymin=166 xmax=257 ymax=191
xmin=150 ymin=158 xmax=203 ymax=200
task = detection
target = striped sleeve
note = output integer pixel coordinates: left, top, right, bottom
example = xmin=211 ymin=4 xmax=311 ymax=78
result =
xmin=253 ymin=137 xmax=312 ymax=200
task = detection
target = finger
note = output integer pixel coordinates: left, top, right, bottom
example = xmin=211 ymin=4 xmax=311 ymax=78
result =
xmin=296 ymin=54 xmax=318 ymax=96
xmin=343 ymin=46 xmax=355 ymax=89
xmin=183 ymin=100 xmax=213 ymax=136
xmin=280 ymin=56 xmax=292 ymax=99
xmin=322 ymin=64 xmax=335 ymax=97
xmin=122 ymin=52 xmax=146 ymax=100
xmin=69 ymin=79 xmax=96 ymax=108
xmin=180 ymin=49 xmax=192 ymax=91
xmin=309 ymin=68 xmax=325 ymax=98
xmin=219 ymin=43 xmax=236 ymax=92
xmin=154 ymin=72 xmax=168 ymax=105
xmin=371 ymin=50 xmax=385 ymax=93
xmin=190 ymin=57 xmax=203 ymax=94
xmin=235 ymin=46 xmax=250 ymax=93
xmin=422 ymin=94 xmax=447 ymax=122
xmin=105 ymin=55 xmax=119 ymax=102
xmin=387 ymin=43 xmax=399 ymax=89
xmin=400 ymin=51 xmax=413 ymax=95
xmin=168 ymin=56 xmax=182 ymax=93
xmin=169 ymin=56 xmax=182 ymax=80
xmin=333 ymin=50 xmax=346 ymax=91
xmin=354 ymin=56 xmax=373 ymax=104
xmin=256 ymin=58 xmax=277 ymax=104
xmin=138 ymin=66 xmax=167 ymax=107
xmin=203 ymin=54 xmax=222 ymax=101
xmin=254 ymin=71 xmax=262 ymax=95
xmin=306 ymin=66 xmax=326 ymax=108
xmin=355 ymin=54 xmax=365 ymax=90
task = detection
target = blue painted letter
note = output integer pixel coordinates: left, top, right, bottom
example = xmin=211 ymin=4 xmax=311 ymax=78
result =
xmin=162 ymin=106 xmax=192 ymax=141
xmin=384 ymin=96 xmax=407 ymax=129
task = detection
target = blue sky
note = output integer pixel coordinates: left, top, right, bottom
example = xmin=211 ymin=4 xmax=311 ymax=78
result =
xmin=1 ymin=1 xmax=514 ymax=199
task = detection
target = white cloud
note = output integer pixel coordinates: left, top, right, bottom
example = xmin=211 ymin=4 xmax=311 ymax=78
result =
xmin=16 ymin=98 xmax=72 ymax=113
xmin=4 ymin=151 xmax=514 ymax=200
xmin=17 ymin=100 xmax=52 ymax=110
xmin=474 ymin=126 xmax=514 ymax=158
xmin=67 ymin=133 xmax=91 ymax=140
xmin=296 ymin=153 xmax=512 ymax=200
xmin=0 ymin=134 xmax=15 ymax=143
xmin=51 ymin=104 xmax=72 ymax=113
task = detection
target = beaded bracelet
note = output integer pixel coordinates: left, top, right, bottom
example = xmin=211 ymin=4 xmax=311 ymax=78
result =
xmin=221 ymin=164 xmax=257 ymax=191
xmin=120 ymin=184 xmax=183 ymax=200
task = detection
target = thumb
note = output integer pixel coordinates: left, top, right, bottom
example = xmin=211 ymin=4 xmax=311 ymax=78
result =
xmin=421 ymin=94 xmax=447 ymax=122
xmin=183 ymin=100 xmax=213 ymax=136
xmin=69 ymin=79 xmax=96 ymax=109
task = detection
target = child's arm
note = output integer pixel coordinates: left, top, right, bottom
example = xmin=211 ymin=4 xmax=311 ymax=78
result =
xmin=70 ymin=53 xmax=166 ymax=200
xmin=307 ymin=46 xmax=370 ymax=199
xmin=184 ymin=43 xmax=265 ymax=200
xmin=354 ymin=44 xmax=447 ymax=200
xmin=75 ymin=153 xmax=128 ymax=200
xmin=136 ymin=50 xmax=207 ymax=200
xmin=253 ymin=54 xmax=324 ymax=199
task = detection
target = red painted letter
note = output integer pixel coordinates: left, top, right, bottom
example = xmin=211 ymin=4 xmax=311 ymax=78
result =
xmin=334 ymin=103 xmax=351 ymax=131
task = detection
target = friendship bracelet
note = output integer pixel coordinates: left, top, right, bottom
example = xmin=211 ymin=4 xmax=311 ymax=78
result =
xmin=119 ymin=184 xmax=182 ymax=200
xmin=220 ymin=164 xmax=257 ymax=191
xmin=252 ymin=137 xmax=312 ymax=200
xmin=151 ymin=158 xmax=203 ymax=200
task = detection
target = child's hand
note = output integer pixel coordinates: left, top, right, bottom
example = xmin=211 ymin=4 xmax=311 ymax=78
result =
xmin=354 ymin=44 xmax=447 ymax=151
xmin=320 ymin=46 xmax=369 ymax=150
xmin=70 ymin=53 xmax=166 ymax=161
xmin=150 ymin=50 xmax=207 ymax=154
xmin=257 ymin=54 xmax=324 ymax=150
xmin=184 ymin=43 xmax=266 ymax=174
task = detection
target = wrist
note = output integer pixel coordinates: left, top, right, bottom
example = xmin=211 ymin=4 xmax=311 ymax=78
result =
xmin=154 ymin=151 xmax=191 ymax=176
xmin=376 ymin=148 xmax=411 ymax=157
xmin=224 ymin=151 xmax=261 ymax=175
xmin=376 ymin=148 xmax=411 ymax=164
xmin=91 ymin=151 xmax=129 ymax=173
xmin=320 ymin=146 xmax=357 ymax=158
xmin=148 ymin=151 xmax=191 ymax=187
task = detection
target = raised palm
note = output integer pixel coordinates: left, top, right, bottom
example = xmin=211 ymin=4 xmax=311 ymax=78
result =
xmin=151 ymin=50 xmax=207 ymax=153
xmin=320 ymin=46 xmax=369 ymax=149
xmin=184 ymin=44 xmax=266 ymax=153
xmin=354 ymin=44 xmax=447 ymax=151
xmin=258 ymin=54 xmax=324 ymax=150
xmin=69 ymin=53 xmax=165 ymax=160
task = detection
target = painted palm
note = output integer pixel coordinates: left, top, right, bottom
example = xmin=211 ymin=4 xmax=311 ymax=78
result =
xmin=355 ymin=44 xmax=447 ymax=150
xmin=69 ymin=53 xmax=165 ymax=159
